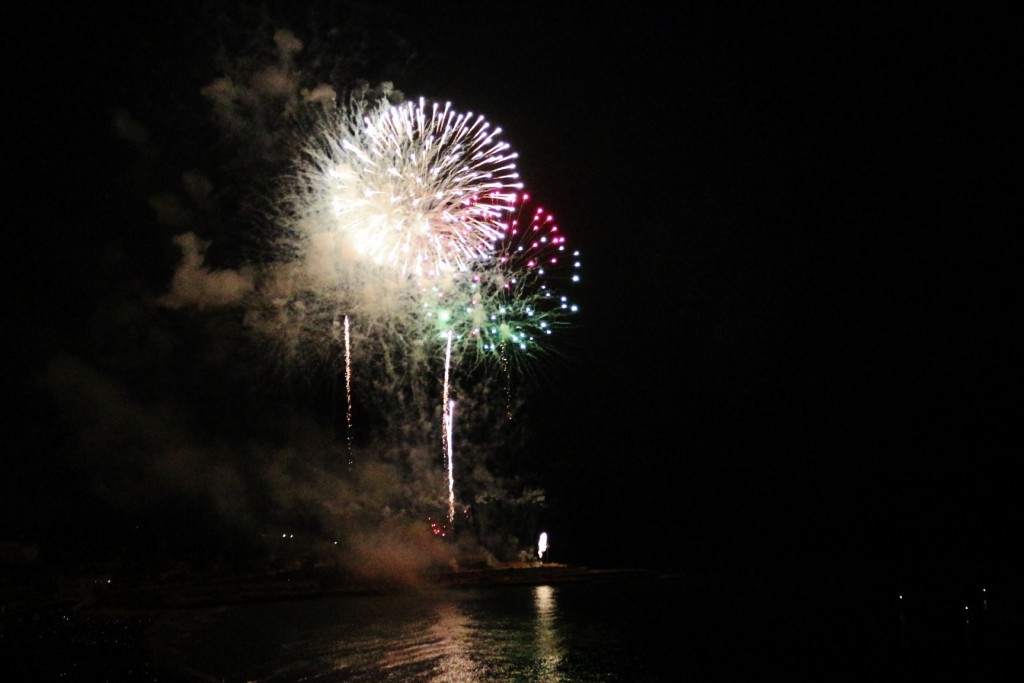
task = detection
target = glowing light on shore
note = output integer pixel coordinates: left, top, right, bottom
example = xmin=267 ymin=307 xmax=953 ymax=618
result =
xmin=538 ymin=531 xmax=548 ymax=560
xmin=429 ymin=518 xmax=449 ymax=537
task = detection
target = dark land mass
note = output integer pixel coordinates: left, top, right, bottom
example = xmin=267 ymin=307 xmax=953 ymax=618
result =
xmin=74 ymin=563 xmax=657 ymax=612
xmin=3 ymin=555 xmax=658 ymax=618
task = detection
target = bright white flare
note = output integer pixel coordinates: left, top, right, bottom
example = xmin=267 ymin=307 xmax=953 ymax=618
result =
xmin=300 ymin=97 xmax=523 ymax=280
xmin=538 ymin=531 xmax=548 ymax=559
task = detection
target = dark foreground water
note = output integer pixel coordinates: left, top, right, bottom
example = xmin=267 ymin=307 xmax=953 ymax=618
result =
xmin=6 ymin=562 xmax=1024 ymax=681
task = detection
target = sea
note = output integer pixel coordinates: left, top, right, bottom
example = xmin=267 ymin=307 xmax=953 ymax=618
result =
xmin=5 ymin=560 xmax=1023 ymax=681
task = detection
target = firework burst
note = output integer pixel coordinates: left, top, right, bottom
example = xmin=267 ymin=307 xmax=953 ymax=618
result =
xmin=417 ymin=192 xmax=583 ymax=371
xmin=269 ymin=98 xmax=580 ymax=375
xmin=292 ymin=96 xmax=522 ymax=281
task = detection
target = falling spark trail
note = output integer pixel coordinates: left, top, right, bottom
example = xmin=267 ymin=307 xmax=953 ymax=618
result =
xmin=441 ymin=330 xmax=455 ymax=523
xmin=442 ymin=329 xmax=453 ymax=460
xmin=344 ymin=314 xmax=353 ymax=467
xmin=446 ymin=400 xmax=456 ymax=524
xmin=500 ymin=342 xmax=512 ymax=421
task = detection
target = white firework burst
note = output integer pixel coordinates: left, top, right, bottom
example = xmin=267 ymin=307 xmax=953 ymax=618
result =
xmin=294 ymin=96 xmax=523 ymax=281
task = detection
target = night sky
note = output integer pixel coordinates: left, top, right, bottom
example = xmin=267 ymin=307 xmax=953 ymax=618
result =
xmin=7 ymin=2 xmax=1018 ymax=575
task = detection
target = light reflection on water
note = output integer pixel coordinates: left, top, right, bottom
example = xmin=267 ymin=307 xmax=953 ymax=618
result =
xmin=533 ymin=585 xmax=564 ymax=679
xmin=151 ymin=582 xmax=643 ymax=682
xmin=144 ymin=568 xmax=1024 ymax=680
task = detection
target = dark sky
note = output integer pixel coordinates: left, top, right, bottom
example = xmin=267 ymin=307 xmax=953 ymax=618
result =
xmin=8 ymin=2 xmax=1019 ymax=571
